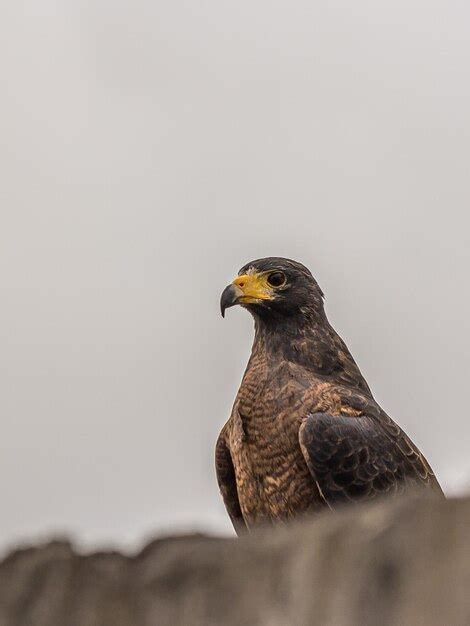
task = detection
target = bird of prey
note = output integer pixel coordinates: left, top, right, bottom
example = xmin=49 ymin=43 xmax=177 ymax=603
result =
xmin=216 ymin=257 xmax=443 ymax=534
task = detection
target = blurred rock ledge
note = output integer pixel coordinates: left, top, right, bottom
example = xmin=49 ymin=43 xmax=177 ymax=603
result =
xmin=0 ymin=496 xmax=468 ymax=626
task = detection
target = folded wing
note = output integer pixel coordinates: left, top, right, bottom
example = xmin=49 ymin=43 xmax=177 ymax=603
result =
xmin=299 ymin=411 xmax=443 ymax=508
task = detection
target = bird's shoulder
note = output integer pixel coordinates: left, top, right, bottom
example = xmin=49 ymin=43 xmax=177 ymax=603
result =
xmin=304 ymin=381 xmax=380 ymax=419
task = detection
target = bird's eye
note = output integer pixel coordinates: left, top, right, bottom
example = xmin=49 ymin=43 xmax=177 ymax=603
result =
xmin=267 ymin=272 xmax=286 ymax=288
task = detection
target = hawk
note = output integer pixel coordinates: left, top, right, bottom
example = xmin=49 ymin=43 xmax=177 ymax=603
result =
xmin=216 ymin=257 xmax=443 ymax=534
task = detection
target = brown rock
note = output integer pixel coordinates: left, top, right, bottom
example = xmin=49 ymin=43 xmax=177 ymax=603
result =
xmin=0 ymin=496 xmax=468 ymax=626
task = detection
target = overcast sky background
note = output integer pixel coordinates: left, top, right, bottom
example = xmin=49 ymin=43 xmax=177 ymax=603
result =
xmin=1 ymin=0 xmax=469 ymax=552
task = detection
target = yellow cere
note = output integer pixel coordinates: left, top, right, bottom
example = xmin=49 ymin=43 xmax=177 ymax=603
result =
xmin=232 ymin=273 xmax=274 ymax=304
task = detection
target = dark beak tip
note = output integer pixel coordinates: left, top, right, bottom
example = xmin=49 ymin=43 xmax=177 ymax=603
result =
xmin=220 ymin=284 xmax=239 ymax=318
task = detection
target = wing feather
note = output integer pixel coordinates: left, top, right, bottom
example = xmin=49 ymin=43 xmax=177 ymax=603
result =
xmin=299 ymin=411 xmax=443 ymax=508
xmin=215 ymin=424 xmax=246 ymax=535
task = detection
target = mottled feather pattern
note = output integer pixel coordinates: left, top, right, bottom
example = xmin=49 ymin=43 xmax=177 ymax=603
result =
xmin=215 ymin=424 xmax=246 ymax=534
xmin=299 ymin=411 xmax=439 ymax=507
xmin=216 ymin=258 xmax=443 ymax=534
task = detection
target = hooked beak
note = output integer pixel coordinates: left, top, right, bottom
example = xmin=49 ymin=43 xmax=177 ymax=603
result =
xmin=220 ymin=273 xmax=274 ymax=317
xmin=220 ymin=284 xmax=244 ymax=318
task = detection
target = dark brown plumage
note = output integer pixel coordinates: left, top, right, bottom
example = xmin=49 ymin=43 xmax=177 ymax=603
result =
xmin=217 ymin=257 xmax=443 ymax=534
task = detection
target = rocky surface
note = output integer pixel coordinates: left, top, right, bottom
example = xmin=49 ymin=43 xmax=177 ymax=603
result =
xmin=0 ymin=496 xmax=469 ymax=625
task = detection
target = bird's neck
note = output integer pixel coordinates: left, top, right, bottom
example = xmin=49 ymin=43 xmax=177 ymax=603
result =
xmin=252 ymin=311 xmax=327 ymax=360
xmin=251 ymin=311 xmax=369 ymax=389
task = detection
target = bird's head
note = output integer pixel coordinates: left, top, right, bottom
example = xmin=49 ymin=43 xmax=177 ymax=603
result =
xmin=220 ymin=257 xmax=324 ymax=322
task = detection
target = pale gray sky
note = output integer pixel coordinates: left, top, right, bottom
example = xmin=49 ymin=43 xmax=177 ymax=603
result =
xmin=1 ymin=0 xmax=469 ymax=551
